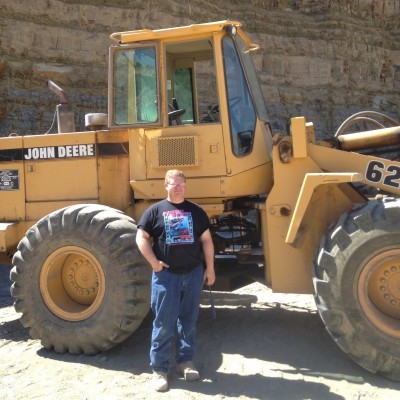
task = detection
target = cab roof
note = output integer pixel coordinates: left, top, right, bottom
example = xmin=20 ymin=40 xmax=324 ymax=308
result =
xmin=110 ymin=20 xmax=249 ymax=45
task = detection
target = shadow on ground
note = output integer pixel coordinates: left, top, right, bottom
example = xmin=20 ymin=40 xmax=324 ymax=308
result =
xmin=2 ymin=263 xmax=400 ymax=399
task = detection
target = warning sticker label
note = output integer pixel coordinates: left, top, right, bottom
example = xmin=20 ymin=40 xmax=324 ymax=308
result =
xmin=0 ymin=170 xmax=20 ymax=191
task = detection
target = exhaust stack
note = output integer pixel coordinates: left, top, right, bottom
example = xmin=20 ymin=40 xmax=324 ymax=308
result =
xmin=47 ymin=80 xmax=75 ymax=133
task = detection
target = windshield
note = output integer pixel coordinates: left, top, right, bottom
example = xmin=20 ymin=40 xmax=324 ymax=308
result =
xmin=223 ymin=36 xmax=256 ymax=157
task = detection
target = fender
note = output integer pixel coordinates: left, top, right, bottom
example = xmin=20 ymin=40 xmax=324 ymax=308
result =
xmin=285 ymin=172 xmax=362 ymax=244
xmin=263 ymin=117 xmax=366 ymax=293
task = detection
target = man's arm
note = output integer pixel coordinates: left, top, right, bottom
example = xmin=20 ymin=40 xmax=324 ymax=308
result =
xmin=200 ymin=228 xmax=215 ymax=285
xmin=136 ymin=228 xmax=169 ymax=272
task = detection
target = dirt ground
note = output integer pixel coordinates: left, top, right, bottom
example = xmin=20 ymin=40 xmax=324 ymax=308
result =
xmin=1 ymin=263 xmax=399 ymax=400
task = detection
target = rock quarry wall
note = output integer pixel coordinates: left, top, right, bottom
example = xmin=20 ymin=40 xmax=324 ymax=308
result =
xmin=0 ymin=0 xmax=399 ymax=138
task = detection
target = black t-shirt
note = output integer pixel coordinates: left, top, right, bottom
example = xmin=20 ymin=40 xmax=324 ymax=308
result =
xmin=138 ymin=199 xmax=210 ymax=274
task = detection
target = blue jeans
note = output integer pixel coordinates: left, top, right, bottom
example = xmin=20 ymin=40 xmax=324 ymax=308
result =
xmin=150 ymin=265 xmax=204 ymax=373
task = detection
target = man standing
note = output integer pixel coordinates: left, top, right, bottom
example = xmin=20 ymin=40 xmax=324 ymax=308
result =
xmin=136 ymin=169 xmax=215 ymax=392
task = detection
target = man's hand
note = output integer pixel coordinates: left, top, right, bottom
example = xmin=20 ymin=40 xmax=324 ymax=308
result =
xmin=203 ymin=267 xmax=215 ymax=286
xmin=151 ymin=260 xmax=169 ymax=273
xmin=136 ymin=228 xmax=169 ymax=272
xmin=200 ymin=229 xmax=215 ymax=286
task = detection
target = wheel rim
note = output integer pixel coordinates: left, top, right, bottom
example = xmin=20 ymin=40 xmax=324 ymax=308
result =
xmin=40 ymin=246 xmax=106 ymax=321
xmin=358 ymin=248 xmax=400 ymax=338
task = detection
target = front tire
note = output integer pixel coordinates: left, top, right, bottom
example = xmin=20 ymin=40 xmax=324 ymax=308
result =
xmin=314 ymin=198 xmax=400 ymax=381
xmin=10 ymin=204 xmax=151 ymax=355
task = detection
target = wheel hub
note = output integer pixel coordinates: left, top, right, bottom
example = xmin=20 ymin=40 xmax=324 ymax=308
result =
xmin=368 ymin=254 xmax=400 ymax=319
xmin=62 ymin=255 xmax=99 ymax=306
xmin=359 ymin=248 xmax=400 ymax=337
xmin=40 ymin=246 xmax=105 ymax=321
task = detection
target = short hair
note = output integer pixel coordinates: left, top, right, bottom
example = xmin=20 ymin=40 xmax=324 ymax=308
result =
xmin=165 ymin=169 xmax=186 ymax=184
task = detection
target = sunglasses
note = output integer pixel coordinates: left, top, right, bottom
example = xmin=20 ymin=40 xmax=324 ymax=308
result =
xmin=167 ymin=182 xmax=186 ymax=188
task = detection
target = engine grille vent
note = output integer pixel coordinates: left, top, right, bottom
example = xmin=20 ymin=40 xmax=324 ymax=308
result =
xmin=151 ymin=136 xmax=199 ymax=168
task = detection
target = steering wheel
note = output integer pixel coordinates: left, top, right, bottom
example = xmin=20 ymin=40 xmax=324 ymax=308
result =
xmin=168 ymin=105 xmax=186 ymax=125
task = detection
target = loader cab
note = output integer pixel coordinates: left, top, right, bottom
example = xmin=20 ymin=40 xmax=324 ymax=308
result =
xmin=108 ymin=21 xmax=274 ymax=201
xmin=165 ymin=33 xmax=266 ymax=157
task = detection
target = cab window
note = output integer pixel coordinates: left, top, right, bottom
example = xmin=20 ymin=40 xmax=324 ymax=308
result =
xmin=166 ymin=39 xmax=219 ymax=125
xmin=112 ymin=46 xmax=158 ymax=125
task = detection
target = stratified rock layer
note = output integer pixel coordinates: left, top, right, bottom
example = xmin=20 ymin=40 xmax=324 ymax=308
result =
xmin=0 ymin=0 xmax=399 ymax=138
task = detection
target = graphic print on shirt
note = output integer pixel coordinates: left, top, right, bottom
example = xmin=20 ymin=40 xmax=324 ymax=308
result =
xmin=164 ymin=209 xmax=194 ymax=245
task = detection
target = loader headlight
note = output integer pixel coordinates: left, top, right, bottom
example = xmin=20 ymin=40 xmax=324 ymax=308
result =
xmin=278 ymin=140 xmax=293 ymax=163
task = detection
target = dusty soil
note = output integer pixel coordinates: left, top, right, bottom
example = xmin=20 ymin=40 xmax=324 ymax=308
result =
xmin=1 ymin=263 xmax=399 ymax=400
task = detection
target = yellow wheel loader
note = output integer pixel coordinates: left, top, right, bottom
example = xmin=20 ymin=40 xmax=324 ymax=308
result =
xmin=1 ymin=20 xmax=400 ymax=379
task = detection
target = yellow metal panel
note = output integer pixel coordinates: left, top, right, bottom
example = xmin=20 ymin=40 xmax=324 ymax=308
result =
xmin=183 ymin=177 xmax=223 ymax=199
xmin=264 ymin=145 xmax=365 ymax=294
xmin=131 ymin=165 xmax=273 ymax=201
xmin=0 ymin=221 xmax=31 ymax=255
xmin=96 ymin=129 xmax=129 ymax=143
xmin=98 ymin=155 xmax=131 ymax=211
xmin=0 ymin=223 xmax=20 ymax=251
xmin=113 ymin=20 xmax=243 ymax=44
xmin=130 ymin=177 xmax=222 ymax=200
xmin=143 ymin=124 xmax=227 ymax=180
xmin=0 ymin=136 xmax=25 ymax=221
xmin=23 ymin=132 xmax=98 ymax=202
xmin=25 ymin=158 xmax=98 ymax=201
xmin=224 ymin=120 xmax=272 ymax=177
xmin=130 ymin=179 xmax=165 ymax=199
xmin=220 ymin=164 xmax=273 ymax=197
xmin=130 ymin=200 xmax=224 ymax=223
xmin=0 ymin=136 xmax=23 ymax=149
xmin=129 ymin=128 xmax=147 ymax=181
xmin=286 ymin=172 xmax=362 ymax=244
xmin=26 ymin=200 xmax=98 ymax=221
xmin=23 ymin=131 xmax=96 ymax=147
xmin=264 ymin=146 xmax=325 ymax=294
xmin=291 ymin=116 xmax=307 ymax=159
xmin=0 ymin=163 xmax=25 ymax=221
xmin=96 ymin=129 xmax=131 ymax=210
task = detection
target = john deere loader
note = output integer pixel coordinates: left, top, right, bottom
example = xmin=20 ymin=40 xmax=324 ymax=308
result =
xmin=1 ymin=20 xmax=400 ymax=380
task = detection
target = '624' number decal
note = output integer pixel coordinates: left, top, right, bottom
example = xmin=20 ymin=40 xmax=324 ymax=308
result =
xmin=366 ymin=160 xmax=400 ymax=188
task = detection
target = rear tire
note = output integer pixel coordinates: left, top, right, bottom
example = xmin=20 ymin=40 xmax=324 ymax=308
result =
xmin=10 ymin=204 xmax=151 ymax=355
xmin=313 ymin=198 xmax=400 ymax=381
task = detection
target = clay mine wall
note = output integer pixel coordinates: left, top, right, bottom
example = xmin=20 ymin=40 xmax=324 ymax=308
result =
xmin=0 ymin=0 xmax=399 ymax=138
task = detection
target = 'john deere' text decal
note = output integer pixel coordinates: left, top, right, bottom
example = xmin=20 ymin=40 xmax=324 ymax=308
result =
xmin=24 ymin=144 xmax=95 ymax=160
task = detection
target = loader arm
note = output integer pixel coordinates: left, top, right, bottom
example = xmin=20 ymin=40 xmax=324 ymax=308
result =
xmin=263 ymin=116 xmax=400 ymax=293
xmin=308 ymin=143 xmax=400 ymax=196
